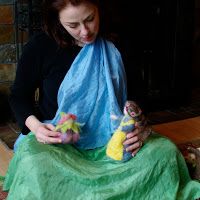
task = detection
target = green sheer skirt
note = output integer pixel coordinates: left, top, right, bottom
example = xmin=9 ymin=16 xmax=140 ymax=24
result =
xmin=3 ymin=133 xmax=200 ymax=200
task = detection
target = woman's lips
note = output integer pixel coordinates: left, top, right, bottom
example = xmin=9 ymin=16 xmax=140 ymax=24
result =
xmin=82 ymin=35 xmax=94 ymax=43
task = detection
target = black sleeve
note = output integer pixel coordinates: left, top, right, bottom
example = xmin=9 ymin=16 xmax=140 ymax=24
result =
xmin=9 ymin=36 xmax=42 ymax=134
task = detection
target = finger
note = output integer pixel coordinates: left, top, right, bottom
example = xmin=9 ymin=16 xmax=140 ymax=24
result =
xmin=123 ymin=135 xmax=139 ymax=145
xmin=132 ymin=147 xmax=140 ymax=157
xmin=46 ymin=123 xmax=56 ymax=131
xmin=44 ymin=130 xmax=61 ymax=138
xmin=125 ymin=141 xmax=141 ymax=152
xmin=38 ymin=125 xmax=61 ymax=138
xmin=36 ymin=128 xmax=62 ymax=144
xmin=44 ymin=136 xmax=62 ymax=144
xmin=126 ymin=130 xmax=138 ymax=139
xmin=44 ymin=124 xmax=61 ymax=137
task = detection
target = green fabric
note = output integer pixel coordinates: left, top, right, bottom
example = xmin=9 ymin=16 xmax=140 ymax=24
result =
xmin=3 ymin=133 xmax=200 ymax=200
xmin=0 ymin=176 xmax=5 ymax=187
xmin=0 ymin=176 xmax=5 ymax=181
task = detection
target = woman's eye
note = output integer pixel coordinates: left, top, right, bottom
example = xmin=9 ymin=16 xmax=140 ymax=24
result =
xmin=68 ymin=24 xmax=78 ymax=29
xmin=86 ymin=16 xmax=94 ymax=22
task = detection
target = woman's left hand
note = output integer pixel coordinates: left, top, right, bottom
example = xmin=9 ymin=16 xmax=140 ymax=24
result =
xmin=123 ymin=115 xmax=152 ymax=157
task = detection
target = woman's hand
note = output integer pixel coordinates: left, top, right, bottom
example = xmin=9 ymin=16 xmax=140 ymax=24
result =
xmin=34 ymin=123 xmax=62 ymax=144
xmin=25 ymin=115 xmax=62 ymax=144
xmin=123 ymin=114 xmax=152 ymax=157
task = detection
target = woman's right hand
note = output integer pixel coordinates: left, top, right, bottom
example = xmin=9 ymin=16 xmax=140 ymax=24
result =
xmin=34 ymin=123 xmax=62 ymax=144
xmin=25 ymin=115 xmax=62 ymax=144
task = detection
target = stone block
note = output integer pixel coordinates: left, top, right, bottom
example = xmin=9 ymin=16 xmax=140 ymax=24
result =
xmin=0 ymin=5 xmax=13 ymax=24
xmin=0 ymin=63 xmax=16 ymax=82
xmin=0 ymin=82 xmax=12 ymax=95
xmin=0 ymin=44 xmax=16 ymax=63
xmin=0 ymin=25 xmax=14 ymax=44
xmin=0 ymin=0 xmax=13 ymax=4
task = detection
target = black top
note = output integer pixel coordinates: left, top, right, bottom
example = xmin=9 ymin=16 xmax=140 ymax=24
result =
xmin=10 ymin=32 xmax=82 ymax=134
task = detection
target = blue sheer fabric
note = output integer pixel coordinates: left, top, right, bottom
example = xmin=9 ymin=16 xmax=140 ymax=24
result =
xmin=14 ymin=37 xmax=127 ymax=150
xmin=47 ymin=37 xmax=127 ymax=149
xmin=13 ymin=133 xmax=25 ymax=152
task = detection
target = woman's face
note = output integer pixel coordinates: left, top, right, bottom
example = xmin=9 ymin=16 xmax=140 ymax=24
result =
xmin=59 ymin=2 xmax=99 ymax=46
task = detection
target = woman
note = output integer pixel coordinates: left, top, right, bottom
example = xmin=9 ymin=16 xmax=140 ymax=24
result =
xmin=3 ymin=0 xmax=200 ymax=199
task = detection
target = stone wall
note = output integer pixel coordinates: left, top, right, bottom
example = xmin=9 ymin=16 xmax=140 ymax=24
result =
xmin=0 ymin=0 xmax=41 ymax=123
xmin=0 ymin=0 xmax=16 ymax=123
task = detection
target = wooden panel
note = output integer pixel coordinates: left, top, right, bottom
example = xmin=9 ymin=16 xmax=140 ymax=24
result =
xmin=153 ymin=116 xmax=200 ymax=144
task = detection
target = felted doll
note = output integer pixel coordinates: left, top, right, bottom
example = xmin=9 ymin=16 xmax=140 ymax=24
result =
xmin=55 ymin=112 xmax=81 ymax=144
xmin=178 ymin=143 xmax=200 ymax=181
xmin=106 ymin=101 xmax=143 ymax=162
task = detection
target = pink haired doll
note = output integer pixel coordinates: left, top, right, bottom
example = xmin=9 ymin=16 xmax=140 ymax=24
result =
xmin=55 ymin=112 xmax=81 ymax=144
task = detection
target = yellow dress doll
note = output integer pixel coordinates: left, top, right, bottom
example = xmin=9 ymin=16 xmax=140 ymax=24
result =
xmin=106 ymin=101 xmax=143 ymax=161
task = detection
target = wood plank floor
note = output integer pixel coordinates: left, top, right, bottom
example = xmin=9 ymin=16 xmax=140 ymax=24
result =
xmin=153 ymin=116 xmax=200 ymax=144
xmin=0 ymin=140 xmax=13 ymax=176
xmin=0 ymin=116 xmax=200 ymax=176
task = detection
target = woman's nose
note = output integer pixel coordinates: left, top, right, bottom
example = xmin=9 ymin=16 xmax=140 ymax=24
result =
xmin=80 ymin=24 xmax=89 ymax=36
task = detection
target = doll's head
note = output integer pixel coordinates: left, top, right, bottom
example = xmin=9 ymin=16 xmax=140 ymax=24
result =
xmin=124 ymin=101 xmax=142 ymax=118
xmin=58 ymin=112 xmax=77 ymax=125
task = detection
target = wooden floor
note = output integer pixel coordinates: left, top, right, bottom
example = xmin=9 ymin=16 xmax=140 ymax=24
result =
xmin=0 ymin=116 xmax=200 ymax=176
xmin=0 ymin=140 xmax=13 ymax=176
xmin=153 ymin=116 xmax=200 ymax=144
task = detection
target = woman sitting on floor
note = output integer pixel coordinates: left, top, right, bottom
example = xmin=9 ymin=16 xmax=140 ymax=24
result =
xmin=3 ymin=0 xmax=200 ymax=199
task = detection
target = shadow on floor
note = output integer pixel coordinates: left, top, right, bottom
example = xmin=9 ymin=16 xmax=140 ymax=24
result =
xmin=147 ymin=88 xmax=200 ymax=124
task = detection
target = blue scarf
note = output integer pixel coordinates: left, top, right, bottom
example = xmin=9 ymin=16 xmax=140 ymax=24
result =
xmin=48 ymin=37 xmax=127 ymax=149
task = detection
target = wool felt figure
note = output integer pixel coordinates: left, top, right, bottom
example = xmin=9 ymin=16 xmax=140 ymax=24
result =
xmin=55 ymin=112 xmax=81 ymax=144
xmin=106 ymin=101 xmax=142 ymax=161
xmin=178 ymin=143 xmax=200 ymax=181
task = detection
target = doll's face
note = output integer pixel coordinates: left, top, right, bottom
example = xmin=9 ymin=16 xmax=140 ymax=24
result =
xmin=59 ymin=2 xmax=99 ymax=46
xmin=124 ymin=101 xmax=142 ymax=118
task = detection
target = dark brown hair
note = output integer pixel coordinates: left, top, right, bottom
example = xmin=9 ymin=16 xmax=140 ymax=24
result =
xmin=42 ymin=0 xmax=102 ymax=47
